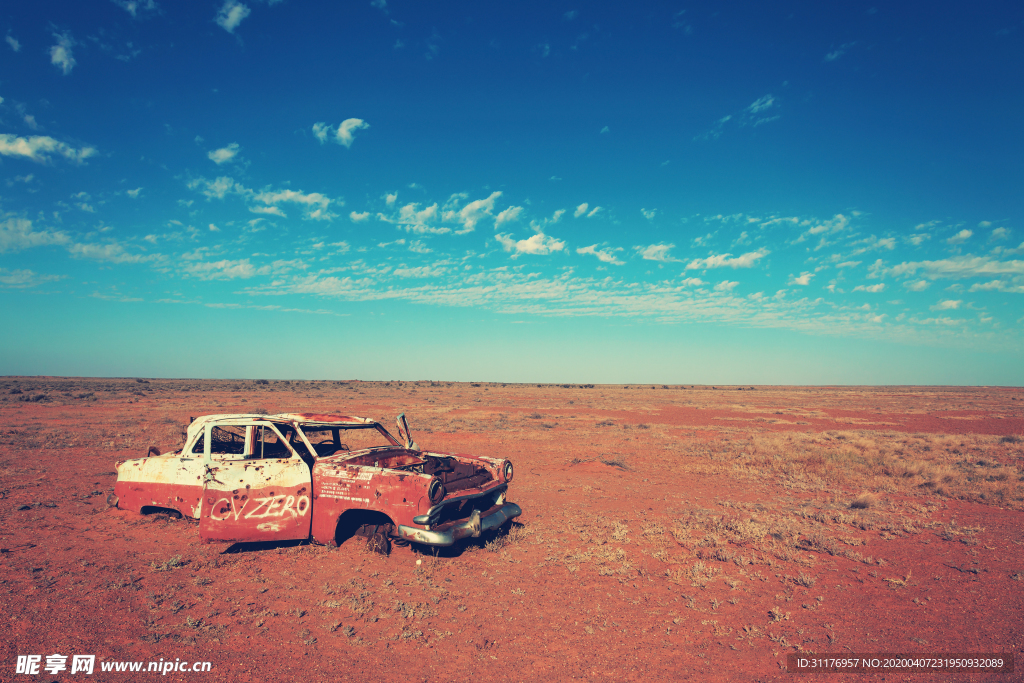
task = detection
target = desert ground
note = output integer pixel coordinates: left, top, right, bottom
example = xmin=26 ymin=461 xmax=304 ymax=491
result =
xmin=0 ymin=377 xmax=1021 ymax=682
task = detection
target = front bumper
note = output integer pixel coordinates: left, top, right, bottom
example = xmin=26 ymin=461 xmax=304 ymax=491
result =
xmin=397 ymin=503 xmax=522 ymax=547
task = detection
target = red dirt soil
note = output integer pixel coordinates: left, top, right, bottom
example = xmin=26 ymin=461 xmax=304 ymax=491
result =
xmin=0 ymin=379 xmax=1021 ymax=682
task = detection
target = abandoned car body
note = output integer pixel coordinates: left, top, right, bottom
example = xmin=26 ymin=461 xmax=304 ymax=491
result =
xmin=113 ymin=413 xmax=520 ymax=550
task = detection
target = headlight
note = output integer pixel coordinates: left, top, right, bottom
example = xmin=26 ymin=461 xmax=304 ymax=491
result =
xmin=502 ymin=460 xmax=514 ymax=483
xmin=428 ymin=477 xmax=446 ymax=504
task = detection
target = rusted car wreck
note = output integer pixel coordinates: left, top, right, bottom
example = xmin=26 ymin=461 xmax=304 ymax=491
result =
xmin=113 ymin=413 xmax=520 ymax=553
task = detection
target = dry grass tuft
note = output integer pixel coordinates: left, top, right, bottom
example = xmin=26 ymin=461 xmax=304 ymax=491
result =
xmin=850 ymin=492 xmax=878 ymax=509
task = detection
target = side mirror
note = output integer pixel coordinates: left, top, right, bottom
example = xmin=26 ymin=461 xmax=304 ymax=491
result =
xmin=396 ymin=413 xmax=418 ymax=450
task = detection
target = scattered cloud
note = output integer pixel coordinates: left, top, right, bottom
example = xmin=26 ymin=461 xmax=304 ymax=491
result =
xmin=312 ymin=118 xmax=370 ymax=148
xmin=495 ymin=205 xmax=523 ymax=229
xmin=0 ymin=134 xmax=97 ymax=164
xmin=113 ymin=0 xmax=158 ymax=17
xmin=216 ymin=1 xmax=251 ymax=33
xmin=495 ymin=232 xmax=565 ymax=257
xmin=576 ymin=244 xmax=624 ymax=265
xmin=600 ymin=126 xmax=609 ymax=134
xmin=788 ymin=271 xmax=814 ymax=285
xmin=49 ymin=32 xmax=76 ymax=75
xmin=5 ymin=34 xmax=21 ymax=52
xmin=887 ymin=255 xmax=1024 ymax=280
xmin=208 ymin=142 xmax=240 ymax=164
xmin=903 ymin=279 xmax=930 ymax=291
xmin=931 ymin=299 xmax=962 ymax=311
xmin=635 ymin=243 xmax=678 ymax=262
xmin=126 ymin=187 xmax=142 ymax=198
xmin=443 ymin=191 xmax=501 ymax=233
xmin=337 ymin=118 xmax=369 ymax=147
xmin=564 ymin=10 xmax=578 ymax=20
xmin=714 ymin=280 xmax=738 ymax=292
xmin=685 ymin=248 xmax=769 ymax=270
xmin=183 ymin=258 xmax=267 ymax=280
xmin=574 ymin=203 xmax=589 ymax=218
xmin=968 ymin=280 xmax=1024 ymax=293
xmin=0 ymin=267 xmax=61 ymax=289
xmin=824 ymin=42 xmax=856 ymax=62
xmin=697 ymin=94 xmax=780 ymax=140
xmin=947 ymin=229 xmax=972 ymax=245
xmin=249 ymin=205 xmax=286 ymax=217
xmin=189 ymin=175 xmax=245 ymax=200
xmin=853 ymin=283 xmax=886 ymax=293
xmin=255 ymin=188 xmax=335 ymax=220
xmin=641 ymin=208 xmax=656 ymax=220
xmin=990 ymin=227 xmax=1010 ymax=241
xmin=350 ymin=211 xmax=370 ymax=222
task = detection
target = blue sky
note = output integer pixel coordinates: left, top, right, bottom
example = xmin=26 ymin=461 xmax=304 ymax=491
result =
xmin=1 ymin=1 xmax=1022 ymax=384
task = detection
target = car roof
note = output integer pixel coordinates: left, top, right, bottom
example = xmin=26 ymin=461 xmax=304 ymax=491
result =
xmin=184 ymin=413 xmax=379 ymax=440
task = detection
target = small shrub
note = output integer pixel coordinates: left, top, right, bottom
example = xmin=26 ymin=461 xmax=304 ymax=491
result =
xmin=850 ymin=492 xmax=878 ymax=509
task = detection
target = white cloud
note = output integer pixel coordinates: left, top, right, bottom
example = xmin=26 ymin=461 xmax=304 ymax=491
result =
xmin=408 ymin=240 xmax=431 ymax=254
xmin=574 ymin=203 xmax=589 ymax=218
xmin=189 ymin=176 xmax=244 ymax=200
xmin=216 ymin=1 xmax=251 ymax=33
xmin=887 ymin=255 xmax=1024 ymax=280
xmin=183 ymin=258 xmax=266 ymax=280
xmin=788 ymin=271 xmax=814 ymax=285
xmin=114 ymin=0 xmax=157 ymax=17
xmin=853 ymin=283 xmax=885 ymax=293
xmin=681 ymin=278 xmax=705 ymax=287
xmin=66 ymin=241 xmax=150 ymax=264
xmin=636 ymin=243 xmax=678 ymax=262
xmin=576 ymin=244 xmax=624 ymax=265
xmin=908 ymin=233 xmax=931 ymax=246
xmin=0 ymin=267 xmax=61 ymax=288
xmin=824 ymin=42 xmax=856 ymax=62
xmin=337 ymin=118 xmax=369 ymax=147
xmin=641 ymin=208 xmax=656 ymax=220
xmin=256 ymin=188 xmax=334 ymax=220
xmin=990 ymin=227 xmax=1010 ymax=241
xmin=312 ymin=122 xmax=330 ymax=143
xmin=5 ymin=34 xmax=20 ymax=52
xmin=747 ymin=94 xmax=774 ymax=113
xmin=0 ymin=217 xmax=69 ymax=252
xmin=393 ymin=265 xmax=447 ymax=278
xmin=587 ymin=206 xmax=602 ymax=218
xmin=714 ymin=280 xmax=738 ymax=292
xmin=969 ymin=280 xmax=1024 ymax=293
xmin=208 ymin=142 xmax=240 ymax=164
xmin=902 ymin=279 xmax=929 ymax=291
xmin=49 ymin=32 xmax=76 ymax=75
xmin=126 ymin=187 xmax=142 ymax=198
xmin=496 ymin=232 xmax=565 ymax=257
xmin=495 ymin=205 xmax=523 ymax=229
xmin=931 ymin=299 xmax=961 ymax=311
xmin=312 ymin=119 xmax=369 ymax=148
xmin=836 ymin=260 xmax=861 ymax=268
xmin=947 ymin=229 xmax=972 ymax=245
xmin=0 ymin=134 xmax=97 ymax=164
xmin=249 ymin=205 xmax=286 ymax=217
xmin=350 ymin=211 xmax=370 ymax=222
xmin=385 ymin=192 xmax=398 ymax=206
xmin=685 ymin=248 xmax=769 ymax=270
xmin=385 ymin=202 xmax=444 ymax=234
xmin=600 ymin=126 xmax=609 ymax=134
xmin=443 ymin=191 xmax=501 ymax=233
xmin=564 ymin=10 xmax=578 ymax=20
